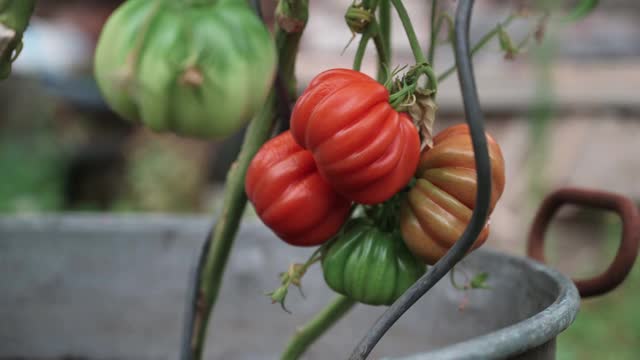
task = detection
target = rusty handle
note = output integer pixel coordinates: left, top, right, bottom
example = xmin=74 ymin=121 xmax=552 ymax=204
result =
xmin=527 ymin=187 xmax=640 ymax=298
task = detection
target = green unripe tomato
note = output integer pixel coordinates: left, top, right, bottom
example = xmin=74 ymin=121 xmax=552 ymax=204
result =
xmin=322 ymin=218 xmax=426 ymax=306
xmin=94 ymin=0 xmax=276 ymax=139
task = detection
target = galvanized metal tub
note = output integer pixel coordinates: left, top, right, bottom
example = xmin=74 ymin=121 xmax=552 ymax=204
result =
xmin=0 ymin=214 xmax=583 ymax=360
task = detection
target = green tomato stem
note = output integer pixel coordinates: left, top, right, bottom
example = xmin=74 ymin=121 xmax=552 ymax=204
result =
xmin=427 ymin=0 xmax=439 ymax=65
xmin=424 ymin=64 xmax=438 ymax=95
xmin=276 ymin=0 xmax=309 ymax=100
xmin=280 ymin=295 xmax=357 ymax=360
xmin=187 ymin=1 xmax=308 ymax=359
xmin=302 ymin=246 xmax=323 ymax=270
xmin=388 ymin=0 xmax=437 ymax=93
xmin=377 ymin=0 xmax=391 ymax=82
xmin=351 ymin=10 xmax=387 ymax=76
xmin=352 ymin=32 xmax=371 ymax=71
xmin=437 ymin=15 xmax=516 ymax=82
xmin=190 ymin=93 xmax=277 ymax=360
xmin=388 ymin=82 xmax=417 ymax=107
xmin=389 ymin=0 xmax=427 ymax=65
xmin=371 ymin=27 xmax=388 ymax=73
xmin=371 ymin=31 xmax=388 ymax=80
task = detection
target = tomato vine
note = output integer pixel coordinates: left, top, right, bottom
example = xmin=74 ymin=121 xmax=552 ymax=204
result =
xmin=180 ymin=1 xmax=310 ymax=359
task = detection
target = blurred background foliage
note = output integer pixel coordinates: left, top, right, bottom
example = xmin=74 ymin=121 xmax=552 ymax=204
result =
xmin=0 ymin=0 xmax=638 ymax=358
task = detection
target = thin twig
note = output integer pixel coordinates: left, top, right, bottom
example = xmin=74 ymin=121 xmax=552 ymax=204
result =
xmin=437 ymin=15 xmax=516 ymax=82
xmin=427 ymin=0 xmax=439 ymax=65
xmin=377 ymin=0 xmax=391 ymax=82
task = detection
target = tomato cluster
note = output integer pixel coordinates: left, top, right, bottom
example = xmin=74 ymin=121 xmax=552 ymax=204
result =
xmin=246 ymin=69 xmax=506 ymax=306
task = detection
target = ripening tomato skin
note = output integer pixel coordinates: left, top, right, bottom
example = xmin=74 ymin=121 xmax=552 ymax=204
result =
xmin=290 ymin=69 xmax=420 ymax=205
xmin=245 ymin=131 xmax=352 ymax=247
xmin=400 ymin=124 xmax=506 ymax=264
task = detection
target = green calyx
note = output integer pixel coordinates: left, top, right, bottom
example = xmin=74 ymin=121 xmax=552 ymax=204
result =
xmin=387 ymin=63 xmax=439 ymax=148
xmin=322 ymin=218 xmax=426 ymax=306
xmin=387 ymin=63 xmax=437 ymax=109
xmin=362 ymin=193 xmax=403 ymax=233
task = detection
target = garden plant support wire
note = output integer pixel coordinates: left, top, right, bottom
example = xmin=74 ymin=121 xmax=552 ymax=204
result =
xmin=349 ymin=0 xmax=493 ymax=358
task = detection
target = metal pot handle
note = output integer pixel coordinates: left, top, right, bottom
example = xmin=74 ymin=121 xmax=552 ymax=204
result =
xmin=527 ymin=187 xmax=640 ymax=298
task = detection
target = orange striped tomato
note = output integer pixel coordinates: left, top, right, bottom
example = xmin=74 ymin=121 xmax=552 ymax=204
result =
xmin=400 ymin=124 xmax=506 ymax=264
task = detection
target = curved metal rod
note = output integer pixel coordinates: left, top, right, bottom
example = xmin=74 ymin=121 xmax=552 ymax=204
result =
xmin=348 ymin=0 xmax=493 ymax=358
xmin=179 ymin=1 xmax=292 ymax=359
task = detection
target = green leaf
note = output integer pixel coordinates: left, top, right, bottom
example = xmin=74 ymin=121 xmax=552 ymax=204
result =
xmin=565 ymin=0 xmax=599 ymax=22
xmin=497 ymin=25 xmax=518 ymax=59
xmin=470 ymin=272 xmax=491 ymax=289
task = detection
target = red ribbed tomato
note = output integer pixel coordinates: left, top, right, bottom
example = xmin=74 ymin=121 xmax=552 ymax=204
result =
xmin=245 ymin=131 xmax=352 ymax=246
xmin=400 ymin=124 xmax=506 ymax=264
xmin=290 ymin=69 xmax=420 ymax=205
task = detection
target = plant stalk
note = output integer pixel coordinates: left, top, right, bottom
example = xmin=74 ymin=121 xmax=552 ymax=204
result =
xmin=427 ymin=0 xmax=438 ymax=65
xmin=389 ymin=0 xmax=437 ymax=92
xmin=184 ymin=1 xmax=309 ymax=359
xmin=280 ymin=295 xmax=356 ymax=360
xmin=189 ymin=93 xmax=276 ymax=360
xmin=352 ymin=20 xmax=388 ymax=73
xmin=353 ymin=4 xmax=387 ymax=75
xmin=389 ymin=0 xmax=427 ymax=64
xmin=353 ymin=32 xmax=371 ymax=71
xmin=350 ymin=2 xmax=387 ymax=75
xmin=377 ymin=0 xmax=391 ymax=82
